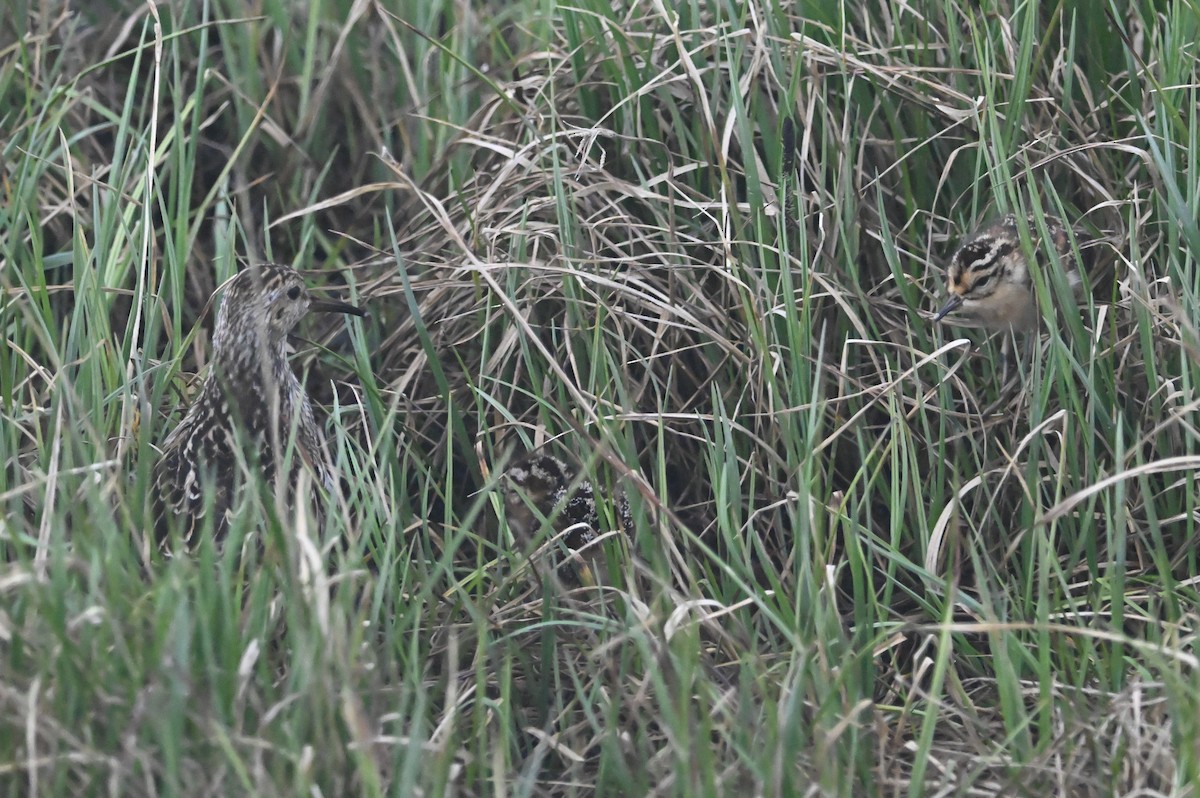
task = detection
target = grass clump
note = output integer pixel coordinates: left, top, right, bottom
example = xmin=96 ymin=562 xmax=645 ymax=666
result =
xmin=2 ymin=1 xmax=1200 ymax=795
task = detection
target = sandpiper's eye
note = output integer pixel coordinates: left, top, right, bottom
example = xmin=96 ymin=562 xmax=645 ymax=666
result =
xmin=974 ymin=272 xmax=995 ymax=289
xmin=286 ymin=286 xmax=301 ymax=300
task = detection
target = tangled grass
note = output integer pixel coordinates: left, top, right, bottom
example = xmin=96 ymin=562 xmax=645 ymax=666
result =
xmin=2 ymin=1 xmax=1199 ymax=794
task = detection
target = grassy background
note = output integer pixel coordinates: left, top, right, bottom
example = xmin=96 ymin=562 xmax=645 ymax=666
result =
xmin=3 ymin=0 xmax=1200 ymax=794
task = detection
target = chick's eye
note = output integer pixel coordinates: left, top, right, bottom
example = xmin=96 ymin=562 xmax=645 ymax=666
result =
xmin=973 ymin=272 xmax=995 ymax=289
xmin=286 ymin=286 xmax=301 ymax=300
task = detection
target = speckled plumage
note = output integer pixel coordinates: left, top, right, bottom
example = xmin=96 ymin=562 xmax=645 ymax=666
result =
xmin=934 ymin=214 xmax=1086 ymax=331
xmin=500 ymin=453 xmax=632 ymax=585
xmin=153 ymin=263 xmax=363 ymax=550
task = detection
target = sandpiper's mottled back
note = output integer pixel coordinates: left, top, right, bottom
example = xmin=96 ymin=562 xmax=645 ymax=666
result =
xmin=500 ymin=453 xmax=633 ymax=586
xmin=153 ymin=263 xmax=364 ymax=550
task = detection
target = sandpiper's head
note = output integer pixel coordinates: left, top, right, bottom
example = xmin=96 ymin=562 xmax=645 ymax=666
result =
xmin=212 ymin=263 xmax=363 ymax=354
xmin=933 ymin=214 xmax=1072 ymax=331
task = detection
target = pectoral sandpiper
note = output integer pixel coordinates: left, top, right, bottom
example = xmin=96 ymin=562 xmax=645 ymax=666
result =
xmin=500 ymin=453 xmax=633 ymax=587
xmin=933 ymin=214 xmax=1090 ymax=331
xmin=153 ymin=263 xmax=364 ymax=551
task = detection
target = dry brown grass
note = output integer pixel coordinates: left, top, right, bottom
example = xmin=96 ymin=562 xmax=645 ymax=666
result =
xmin=2 ymin=1 xmax=1199 ymax=794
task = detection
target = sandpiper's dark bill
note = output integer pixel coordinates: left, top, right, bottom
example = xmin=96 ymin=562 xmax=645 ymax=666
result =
xmin=311 ymin=299 xmax=366 ymax=317
xmin=933 ymin=294 xmax=963 ymax=322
